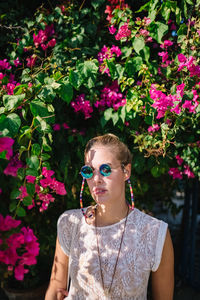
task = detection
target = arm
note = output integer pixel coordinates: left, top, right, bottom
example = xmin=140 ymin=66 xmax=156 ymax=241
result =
xmin=45 ymin=238 xmax=69 ymax=300
xmin=151 ymin=229 xmax=174 ymax=300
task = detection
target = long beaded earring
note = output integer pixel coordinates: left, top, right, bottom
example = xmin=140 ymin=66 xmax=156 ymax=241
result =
xmin=80 ymin=178 xmax=94 ymax=218
xmin=80 ymin=178 xmax=86 ymax=217
xmin=127 ymin=179 xmax=134 ymax=210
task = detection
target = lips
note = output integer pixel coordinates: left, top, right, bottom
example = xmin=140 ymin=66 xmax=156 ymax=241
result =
xmin=93 ymin=188 xmax=107 ymax=195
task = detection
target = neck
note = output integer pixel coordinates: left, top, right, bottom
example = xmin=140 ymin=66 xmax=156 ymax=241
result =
xmin=95 ymin=201 xmax=129 ymax=227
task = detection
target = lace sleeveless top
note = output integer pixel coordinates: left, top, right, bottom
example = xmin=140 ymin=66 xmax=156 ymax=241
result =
xmin=57 ymin=208 xmax=168 ymax=300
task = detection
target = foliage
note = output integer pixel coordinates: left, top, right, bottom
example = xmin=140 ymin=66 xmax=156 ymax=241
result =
xmin=0 ymin=0 xmax=200 ymax=288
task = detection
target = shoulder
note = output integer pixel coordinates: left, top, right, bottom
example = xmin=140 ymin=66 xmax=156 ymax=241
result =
xmin=57 ymin=208 xmax=82 ymax=227
xmin=131 ymin=208 xmax=168 ymax=235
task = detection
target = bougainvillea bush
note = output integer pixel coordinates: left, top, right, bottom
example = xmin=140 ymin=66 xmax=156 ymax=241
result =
xmin=0 ymin=0 xmax=200 ymax=288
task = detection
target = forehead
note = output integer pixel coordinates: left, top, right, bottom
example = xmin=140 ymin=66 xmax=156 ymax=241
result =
xmin=85 ymin=146 xmax=119 ymax=165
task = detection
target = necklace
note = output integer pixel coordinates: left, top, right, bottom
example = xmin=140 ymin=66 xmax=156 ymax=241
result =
xmin=95 ymin=206 xmax=129 ymax=297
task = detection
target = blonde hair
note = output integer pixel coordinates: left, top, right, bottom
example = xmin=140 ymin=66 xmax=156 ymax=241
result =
xmin=84 ymin=133 xmax=132 ymax=166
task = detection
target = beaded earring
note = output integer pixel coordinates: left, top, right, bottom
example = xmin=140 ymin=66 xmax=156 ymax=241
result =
xmin=127 ymin=179 xmax=134 ymax=210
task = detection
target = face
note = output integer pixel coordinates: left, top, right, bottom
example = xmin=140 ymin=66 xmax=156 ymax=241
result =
xmin=84 ymin=145 xmax=131 ymax=207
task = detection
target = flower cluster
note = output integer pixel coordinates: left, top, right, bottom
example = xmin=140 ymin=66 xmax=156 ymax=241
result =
xmin=0 ymin=215 xmax=39 ymax=281
xmin=177 ymin=54 xmax=200 ymax=77
xmin=71 ymin=94 xmax=93 ymax=119
xmin=168 ymin=155 xmax=195 ymax=179
xmin=150 ymin=81 xmax=199 ymax=119
xmin=4 ymin=154 xmax=24 ymax=177
xmin=105 ymin=1 xmax=129 ymax=23
xmin=33 ymin=24 xmax=56 ymax=51
xmin=94 ymin=80 xmax=126 ymax=111
xmin=0 ymin=136 xmax=14 ymax=160
xmin=17 ymin=167 xmax=67 ymax=212
xmin=115 ymin=22 xmax=131 ymax=40
xmin=97 ymin=45 xmax=121 ymax=76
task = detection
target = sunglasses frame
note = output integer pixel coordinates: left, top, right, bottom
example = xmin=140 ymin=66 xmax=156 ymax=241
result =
xmin=80 ymin=163 xmax=115 ymax=179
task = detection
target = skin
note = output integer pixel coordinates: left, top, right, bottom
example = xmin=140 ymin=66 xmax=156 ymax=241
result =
xmin=45 ymin=145 xmax=174 ymax=300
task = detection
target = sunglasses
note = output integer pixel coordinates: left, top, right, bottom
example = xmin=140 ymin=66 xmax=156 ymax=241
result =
xmin=80 ymin=164 xmax=115 ymax=179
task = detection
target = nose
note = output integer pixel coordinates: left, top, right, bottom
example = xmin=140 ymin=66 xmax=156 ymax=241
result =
xmin=93 ymin=169 xmax=103 ymax=183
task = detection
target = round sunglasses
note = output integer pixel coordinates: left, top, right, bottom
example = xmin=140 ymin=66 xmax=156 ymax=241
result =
xmin=80 ymin=164 xmax=114 ymax=179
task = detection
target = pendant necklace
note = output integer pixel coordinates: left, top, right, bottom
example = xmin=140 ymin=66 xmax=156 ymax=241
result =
xmin=95 ymin=206 xmax=129 ymax=297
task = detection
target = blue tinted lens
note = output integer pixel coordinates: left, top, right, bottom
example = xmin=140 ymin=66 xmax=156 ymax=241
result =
xmin=100 ymin=164 xmax=111 ymax=177
xmin=81 ymin=166 xmax=93 ymax=179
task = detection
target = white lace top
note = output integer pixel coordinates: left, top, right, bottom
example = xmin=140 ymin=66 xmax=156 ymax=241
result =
xmin=57 ymin=208 xmax=168 ymax=300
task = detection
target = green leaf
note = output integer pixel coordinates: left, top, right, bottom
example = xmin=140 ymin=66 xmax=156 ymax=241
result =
xmin=144 ymin=115 xmax=153 ymax=125
xmin=41 ymin=153 xmax=51 ymax=161
xmin=150 ymin=22 xmax=168 ymax=43
xmin=69 ymin=70 xmax=82 ymax=90
xmin=141 ymin=46 xmax=150 ymax=63
xmin=30 ymin=100 xmax=54 ymax=122
xmin=16 ymin=206 xmax=26 ymax=217
xmin=10 ymin=189 xmax=20 ymax=199
xmin=0 ymin=113 xmax=21 ymax=137
xmin=9 ymin=201 xmax=17 ymax=212
xmin=26 ymin=155 xmax=40 ymax=169
xmin=23 ymin=196 xmax=33 ymax=206
xmin=26 ymin=168 xmax=38 ymax=177
xmin=3 ymin=94 xmax=25 ymax=111
xmin=132 ymin=37 xmax=145 ymax=54
xmin=31 ymin=143 xmax=41 ymax=156
xmin=58 ymin=82 xmax=73 ymax=103
xmin=26 ymin=183 xmax=35 ymax=196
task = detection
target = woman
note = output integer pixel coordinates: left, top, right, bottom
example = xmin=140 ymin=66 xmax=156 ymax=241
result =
xmin=45 ymin=133 xmax=174 ymax=300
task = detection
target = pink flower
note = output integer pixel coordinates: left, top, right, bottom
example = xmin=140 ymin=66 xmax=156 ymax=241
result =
xmin=0 ymin=188 xmax=2 ymax=194
xmin=4 ymin=154 xmax=24 ymax=177
xmin=109 ymin=25 xmax=116 ymax=34
xmin=176 ymin=83 xmax=185 ymax=98
xmin=17 ymin=186 xmax=28 ymax=201
xmin=41 ymin=43 xmax=48 ymax=51
xmin=53 ymin=123 xmax=61 ymax=131
xmin=26 ymin=55 xmax=37 ymax=68
xmin=143 ymin=17 xmax=151 ymax=25
xmin=158 ymin=51 xmax=169 ymax=63
xmin=0 ymin=215 xmax=21 ymax=231
xmin=168 ymin=167 xmax=183 ymax=179
xmin=0 ymin=59 xmax=11 ymax=70
xmin=13 ymin=57 xmax=22 ymax=67
xmin=0 ymin=136 xmax=14 ymax=159
xmin=42 ymin=167 xmax=54 ymax=178
xmin=160 ymin=40 xmax=173 ymax=49
xmin=182 ymin=100 xmax=197 ymax=113
xmin=183 ymin=165 xmax=195 ymax=178
xmin=115 ymin=22 xmax=131 ymax=40
xmin=71 ymin=94 xmax=93 ymax=119
xmin=14 ymin=264 xmax=29 ymax=281
xmin=94 ymin=81 xmax=126 ymax=111
xmin=62 ymin=123 xmax=70 ymax=129
xmin=26 ymin=175 xmax=36 ymax=183
xmin=175 ymin=155 xmax=184 ymax=166
xmin=139 ymin=29 xmax=149 ymax=37
xmin=47 ymin=38 xmax=56 ymax=47
xmin=148 ymin=124 xmax=160 ymax=132
xmin=178 ymin=53 xmax=187 ymax=63
xmin=0 ymin=72 xmax=4 ymax=80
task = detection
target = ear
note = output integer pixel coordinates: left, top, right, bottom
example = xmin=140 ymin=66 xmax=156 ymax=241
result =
xmin=123 ymin=163 xmax=131 ymax=181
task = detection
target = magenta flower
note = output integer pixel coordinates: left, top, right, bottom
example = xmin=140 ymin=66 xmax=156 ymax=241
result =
xmin=42 ymin=167 xmax=54 ymax=178
xmin=175 ymin=155 xmax=184 ymax=166
xmin=183 ymin=165 xmax=195 ymax=178
xmin=158 ymin=51 xmax=169 ymax=63
xmin=94 ymin=80 xmax=126 ymax=111
xmin=62 ymin=122 xmax=70 ymax=129
xmin=53 ymin=123 xmax=61 ymax=131
xmin=168 ymin=167 xmax=183 ymax=179
xmin=0 ymin=136 xmax=14 ymax=159
xmin=25 ymin=175 xmax=36 ymax=184
xmin=143 ymin=17 xmax=151 ymax=25
xmin=115 ymin=22 xmax=131 ymax=40
xmin=4 ymin=154 xmax=24 ymax=177
xmin=47 ymin=38 xmax=56 ymax=48
xmin=0 ymin=59 xmax=11 ymax=70
xmin=148 ymin=124 xmax=160 ymax=133
xmin=109 ymin=25 xmax=116 ymax=34
xmin=71 ymin=94 xmax=93 ymax=119
xmin=13 ymin=57 xmax=22 ymax=67
xmin=0 ymin=215 xmax=21 ymax=231
xmin=26 ymin=55 xmax=37 ymax=68
xmin=160 ymin=40 xmax=173 ymax=49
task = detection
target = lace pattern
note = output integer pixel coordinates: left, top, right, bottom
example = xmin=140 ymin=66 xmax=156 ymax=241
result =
xmin=57 ymin=208 xmax=168 ymax=300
